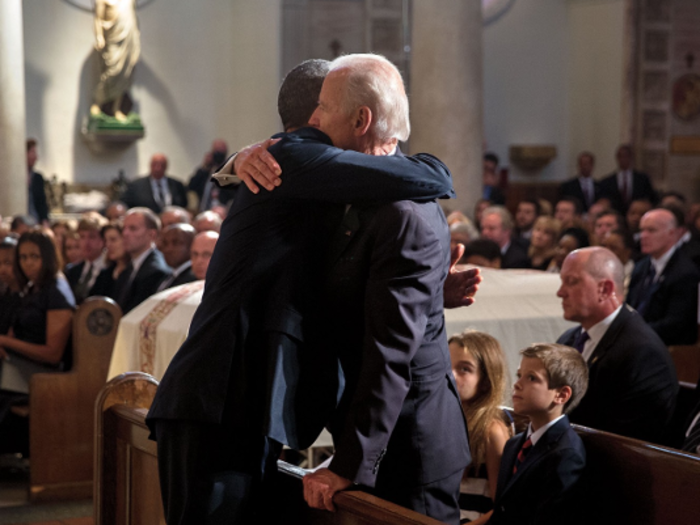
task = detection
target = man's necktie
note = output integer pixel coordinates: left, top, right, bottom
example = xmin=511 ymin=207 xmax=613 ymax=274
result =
xmin=635 ymin=263 xmax=656 ymax=317
xmin=512 ymin=437 xmax=532 ymax=474
xmin=75 ymin=263 xmax=94 ymax=303
xmin=573 ymin=330 xmax=590 ymax=354
xmin=621 ymin=172 xmax=630 ymax=206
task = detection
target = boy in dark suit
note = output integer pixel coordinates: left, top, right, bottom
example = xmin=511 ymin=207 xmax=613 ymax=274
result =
xmin=490 ymin=343 xmax=588 ymax=525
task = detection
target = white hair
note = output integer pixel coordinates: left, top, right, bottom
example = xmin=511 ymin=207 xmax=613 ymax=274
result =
xmin=329 ymin=53 xmax=410 ymax=142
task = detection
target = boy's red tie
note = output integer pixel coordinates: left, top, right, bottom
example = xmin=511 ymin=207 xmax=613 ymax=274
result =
xmin=512 ymin=437 xmax=533 ymax=474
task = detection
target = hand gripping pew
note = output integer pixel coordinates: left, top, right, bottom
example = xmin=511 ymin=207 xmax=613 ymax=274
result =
xmin=93 ymin=372 xmax=446 ymax=525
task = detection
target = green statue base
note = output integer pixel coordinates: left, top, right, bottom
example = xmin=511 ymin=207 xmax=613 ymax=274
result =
xmin=82 ymin=111 xmax=145 ymax=148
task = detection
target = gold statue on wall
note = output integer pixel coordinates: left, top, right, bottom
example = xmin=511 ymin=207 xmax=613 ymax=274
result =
xmin=90 ymin=0 xmax=141 ymax=122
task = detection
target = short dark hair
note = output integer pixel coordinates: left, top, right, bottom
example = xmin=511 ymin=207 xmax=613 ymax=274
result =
xmin=27 ymin=138 xmax=37 ymax=152
xmin=610 ymin=228 xmax=635 ymax=251
xmin=15 ymin=228 xmax=60 ymax=289
xmin=11 ymin=215 xmax=37 ymax=232
xmin=660 ymin=190 xmax=686 ymax=204
xmin=484 ymin=152 xmax=499 ymax=166
xmin=463 ymin=239 xmax=502 ymax=263
xmin=557 ymin=196 xmax=583 ymax=216
xmin=278 ymin=59 xmax=331 ymax=131
xmin=595 ymin=210 xmax=625 ymax=230
xmin=559 ymin=227 xmax=590 ymax=249
xmin=518 ymin=199 xmax=541 ymax=216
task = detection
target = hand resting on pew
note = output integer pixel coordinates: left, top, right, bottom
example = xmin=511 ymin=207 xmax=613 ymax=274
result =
xmin=303 ymin=467 xmax=352 ymax=512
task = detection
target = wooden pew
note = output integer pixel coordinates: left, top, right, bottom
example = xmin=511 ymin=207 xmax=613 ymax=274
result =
xmin=95 ymin=374 xmax=700 ymax=525
xmin=27 ymin=296 xmax=122 ymax=501
xmin=94 ymin=372 xmax=161 ymax=525
xmin=574 ymin=424 xmax=700 ymax=525
xmin=94 ymin=373 xmax=445 ymax=525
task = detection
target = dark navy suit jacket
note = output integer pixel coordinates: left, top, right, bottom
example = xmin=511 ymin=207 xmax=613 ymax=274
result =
xmin=557 ymin=306 xmax=678 ymax=443
xmin=559 ymin=177 xmax=602 ymax=212
xmin=121 ymin=175 xmax=188 ymax=213
xmin=322 ymin=200 xmax=470 ymax=491
xmin=599 ymin=170 xmax=657 ymax=214
xmin=489 ymin=416 xmax=585 ymax=525
xmin=146 ymin=127 xmax=455 ymax=451
xmin=115 ymin=249 xmax=171 ymax=314
xmin=627 ymin=249 xmax=700 ymax=346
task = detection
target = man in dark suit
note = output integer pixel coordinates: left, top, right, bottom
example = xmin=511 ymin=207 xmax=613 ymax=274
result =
xmin=556 ymin=247 xmax=678 ymax=443
xmin=599 ymin=144 xmax=657 ymax=214
xmin=480 ymin=205 xmax=530 ymax=268
xmin=116 ymin=207 xmax=170 ymax=313
xmin=482 ymin=152 xmax=506 ymax=205
xmin=187 ymin=139 xmax=235 ymax=211
xmin=295 ymin=55 xmax=469 ymax=525
xmin=559 ymin=151 xmax=602 ymax=212
xmin=64 ymin=214 xmax=108 ymax=304
xmin=157 ymin=223 xmax=197 ymax=291
xmin=121 ymin=154 xmax=188 ymax=213
xmin=146 ymin=58 xmax=469 ymax=525
xmin=627 ymin=208 xmax=700 ymax=346
xmin=26 ymin=139 xmax=49 ymax=224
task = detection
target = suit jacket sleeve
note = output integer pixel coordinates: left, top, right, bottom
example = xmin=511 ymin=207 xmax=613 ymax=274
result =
xmin=32 ymin=172 xmax=50 ymax=222
xmin=328 ymin=204 xmax=446 ymax=486
xmin=263 ymin=128 xmax=455 ymax=204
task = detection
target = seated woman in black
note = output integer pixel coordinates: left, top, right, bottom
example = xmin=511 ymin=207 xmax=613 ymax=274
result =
xmin=91 ymin=220 xmax=129 ymax=299
xmin=0 ymin=236 xmax=20 ymax=335
xmin=0 ymin=229 xmax=74 ymax=382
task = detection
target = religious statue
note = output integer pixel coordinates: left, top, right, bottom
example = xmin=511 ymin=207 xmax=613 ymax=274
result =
xmin=90 ymin=0 xmax=141 ymax=122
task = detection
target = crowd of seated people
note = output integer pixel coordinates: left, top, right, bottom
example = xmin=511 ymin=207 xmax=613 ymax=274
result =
xmin=0 ymin=141 xmax=229 ymax=459
xmin=3 ymin=136 xmax=700 ymax=521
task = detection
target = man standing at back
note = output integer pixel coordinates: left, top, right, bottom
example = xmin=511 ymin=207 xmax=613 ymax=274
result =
xmin=146 ymin=58 xmax=466 ymax=524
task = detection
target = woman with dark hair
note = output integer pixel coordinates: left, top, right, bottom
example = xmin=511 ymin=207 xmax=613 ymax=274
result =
xmin=0 ymin=229 xmax=74 ymax=369
xmin=91 ymin=220 xmax=129 ymax=299
xmin=547 ymin=227 xmax=590 ymax=273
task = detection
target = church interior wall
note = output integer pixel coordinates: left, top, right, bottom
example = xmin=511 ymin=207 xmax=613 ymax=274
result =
xmin=23 ymin=0 xmax=281 ymax=186
xmin=483 ymin=0 xmax=625 ymax=182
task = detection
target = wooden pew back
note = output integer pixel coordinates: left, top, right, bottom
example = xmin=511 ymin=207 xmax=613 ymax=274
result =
xmin=29 ymin=296 xmax=121 ymax=501
xmin=94 ymin=373 xmax=161 ymax=525
xmin=574 ymin=425 xmax=700 ymax=525
xmin=94 ymin=373 xmax=445 ymax=525
xmin=95 ymin=376 xmax=700 ymax=525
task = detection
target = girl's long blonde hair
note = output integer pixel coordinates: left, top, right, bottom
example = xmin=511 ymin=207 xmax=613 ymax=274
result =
xmin=449 ymin=330 xmax=509 ymax=471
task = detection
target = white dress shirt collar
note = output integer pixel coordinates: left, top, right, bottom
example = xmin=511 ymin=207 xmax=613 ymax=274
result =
xmin=527 ymin=414 xmax=566 ymax=446
xmin=581 ymin=305 xmax=623 ymax=361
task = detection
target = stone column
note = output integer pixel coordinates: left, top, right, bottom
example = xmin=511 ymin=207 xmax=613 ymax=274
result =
xmin=410 ymin=0 xmax=483 ymax=216
xmin=0 ymin=0 xmax=27 ymax=218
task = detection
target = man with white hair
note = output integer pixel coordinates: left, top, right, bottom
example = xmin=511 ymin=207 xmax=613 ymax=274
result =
xmin=147 ymin=57 xmax=467 ymax=524
xmin=556 ymin=247 xmax=677 ymax=443
xmin=294 ymin=54 xmax=470 ymax=523
xmin=627 ymin=208 xmax=700 ymax=345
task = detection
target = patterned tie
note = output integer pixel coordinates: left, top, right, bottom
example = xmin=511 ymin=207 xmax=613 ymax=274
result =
xmin=512 ymin=437 xmax=533 ymax=474
xmin=573 ymin=330 xmax=590 ymax=354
